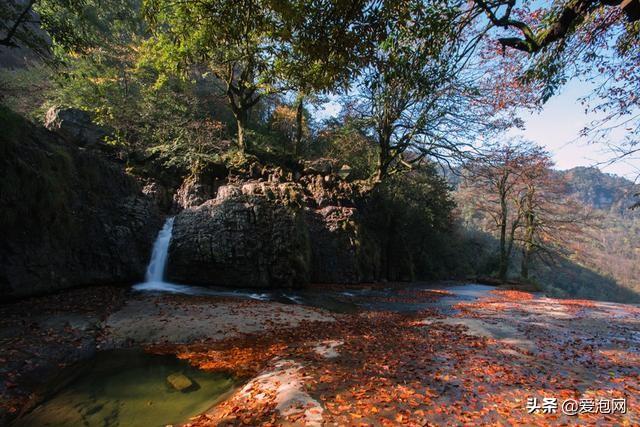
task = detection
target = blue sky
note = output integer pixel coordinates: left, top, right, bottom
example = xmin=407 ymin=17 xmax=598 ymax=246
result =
xmin=313 ymin=81 xmax=638 ymax=180
xmin=509 ymin=79 xmax=638 ymax=180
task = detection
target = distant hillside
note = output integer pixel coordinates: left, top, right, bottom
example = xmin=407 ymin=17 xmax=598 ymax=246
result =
xmin=453 ymin=165 xmax=640 ymax=303
xmin=554 ymin=167 xmax=640 ymax=300
xmin=558 ymin=166 xmax=639 ymax=214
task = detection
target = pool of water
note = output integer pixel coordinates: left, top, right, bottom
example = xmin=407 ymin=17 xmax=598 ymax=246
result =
xmin=13 ymin=350 xmax=234 ymax=427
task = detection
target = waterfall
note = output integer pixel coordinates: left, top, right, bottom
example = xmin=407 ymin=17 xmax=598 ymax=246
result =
xmin=144 ymin=217 xmax=175 ymax=283
xmin=133 ymin=216 xmax=272 ymax=299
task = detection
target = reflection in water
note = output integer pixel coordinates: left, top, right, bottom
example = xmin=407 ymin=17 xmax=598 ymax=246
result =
xmin=14 ymin=350 xmax=233 ymax=427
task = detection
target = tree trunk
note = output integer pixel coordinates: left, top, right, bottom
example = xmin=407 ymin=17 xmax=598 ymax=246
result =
xmin=520 ymin=247 xmax=530 ymax=280
xmin=498 ymin=195 xmax=508 ymax=282
xmin=520 ymin=198 xmax=535 ymax=280
xmin=226 ymin=82 xmax=255 ymax=153
xmin=234 ymin=109 xmax=248 ymax=152
xmin=373 ymin=131 xmax=392 ymax=185
xmin=294 ymin=93 xmax=304 ymax=156
xmin=385 ymin=214 xmax=394 ymax=281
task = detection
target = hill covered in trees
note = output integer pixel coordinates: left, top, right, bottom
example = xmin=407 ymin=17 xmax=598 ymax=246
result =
xmin=556 ymin=167 xmax=640 ymax=299
xmin=560 ymin=167 xmax=639 ymax=213
xmin=454 ymin=163 xmax=640 ymax=303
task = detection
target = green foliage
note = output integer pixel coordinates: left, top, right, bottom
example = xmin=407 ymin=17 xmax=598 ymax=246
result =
xmin=270 ymin=0 xmax=374 ymax=93
xmin=362 ymin=163 xmax=456 ymax=280
xmin=1 ymin=0 xmax=142 ymax=60
xmin=0 ymin=65 xmax=52 ymax=119
xmin=144 ymin=0 xmax=280 ymax=85
xmin=311 ymin=116 xmax=378 ymax=180
xmin=42 ymin=35 xmax=234 ymax=175
xmin=143 ymin=0 xmax=286 ymax=149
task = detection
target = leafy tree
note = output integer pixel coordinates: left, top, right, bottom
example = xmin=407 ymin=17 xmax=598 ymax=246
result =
xmin=34 ymin=22 xmax=234 ymax=176
xmin=1 ymin=0 xmax=142 ymax=59
xmin=144 ymin=0 xmax=291 ymax=152
xmin=313 ymin=114 xmax=378 ymax=180
xmin=364 ymin=162 xmax=456 ymax=280
xmin=460 ymin=141 xmax=596 ymax=282
xmin=459 ymin=141 xmax=537 ymax=282
xmin=144 ymin=0 xmax=377 ymax=154
xmin=271 ymin=0 xmax=376 ymax=155
xmin=474 ymin=0 xmax=640 ymax=175
xmin=349 ymin=0 xmax=507 ymax=185
xmin=513 ymin=149 xmax=592 ymax=279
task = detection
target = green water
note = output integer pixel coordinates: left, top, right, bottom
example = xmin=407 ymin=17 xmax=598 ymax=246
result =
xmin=14 ymin=350 xmax=234 ymax=427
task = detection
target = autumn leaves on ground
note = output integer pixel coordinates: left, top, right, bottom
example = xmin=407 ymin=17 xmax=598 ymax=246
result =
xmin=1 ymin=284 xmax=639 ymax=426
xmin=154 ymin=287 xmax=639 ymax=426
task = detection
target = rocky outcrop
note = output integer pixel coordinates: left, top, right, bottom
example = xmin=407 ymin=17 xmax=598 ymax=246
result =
xmin=174 ymin=174 xmax=224 ymax=210
xmin=170 ymin=162 xmax=229 ymax=211
xmin=167 ymin=179 xmax=380 ymax=288
xmin=168 ymin=189 xmax=310 ymax=288
xmin=44 ymin=107 xmax=110 ymax=149
xmin=0 ymin=107 xmax=161 ymax=298
xmin=142 ymin=180 xmax=173 ymax=213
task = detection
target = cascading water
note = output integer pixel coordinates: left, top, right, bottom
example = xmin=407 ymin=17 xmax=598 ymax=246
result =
xmin=133 ymin=217 xmax=272 ymax=298
xmin=144 ymin=217 xmax=175 ymax=283
xmin=133 ymin=217 xmax=182 ymax=293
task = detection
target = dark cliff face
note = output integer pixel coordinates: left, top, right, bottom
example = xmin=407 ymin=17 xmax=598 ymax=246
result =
xmin=167 ymin=180 xmax=381 ymax=288
xmin=0 ymin=108 xmax=162 ymax=298
xmin=168 ymin=193 xmax=311 ymax=288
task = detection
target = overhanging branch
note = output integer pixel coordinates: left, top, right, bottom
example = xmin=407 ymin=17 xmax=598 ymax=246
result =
xmin=475 ymin=0 xmax=637 ymax=54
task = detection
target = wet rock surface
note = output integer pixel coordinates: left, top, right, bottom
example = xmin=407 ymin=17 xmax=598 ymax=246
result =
xmin=166 ymin=372 xmax=194 ymax=392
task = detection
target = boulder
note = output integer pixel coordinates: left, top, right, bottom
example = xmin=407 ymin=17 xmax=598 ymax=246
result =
xmin=142 ymin=180 xmax=173 ymax=213
xmin=166 ymin=373 xmax=194 ymax=392
xmin=303 ymin=158 xmax=336 ymax=176
xmin=166 ymin=179 xmax=381 ymax=288
xmin=173 ymin=164 xmax=229 ymax=210
xmin=174 ymin=175 xmax=222 ymax=210
xmin=44 ymin=107 xmax=109 ymax=148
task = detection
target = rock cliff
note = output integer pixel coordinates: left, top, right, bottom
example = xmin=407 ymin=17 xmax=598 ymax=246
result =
xmin=0 ymin=107 xmax=161 ymax=298
xmin=167 ymin=172 xmax=381 ymax=288
xmin=168 ymin=188 xmax=311 ymax=287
